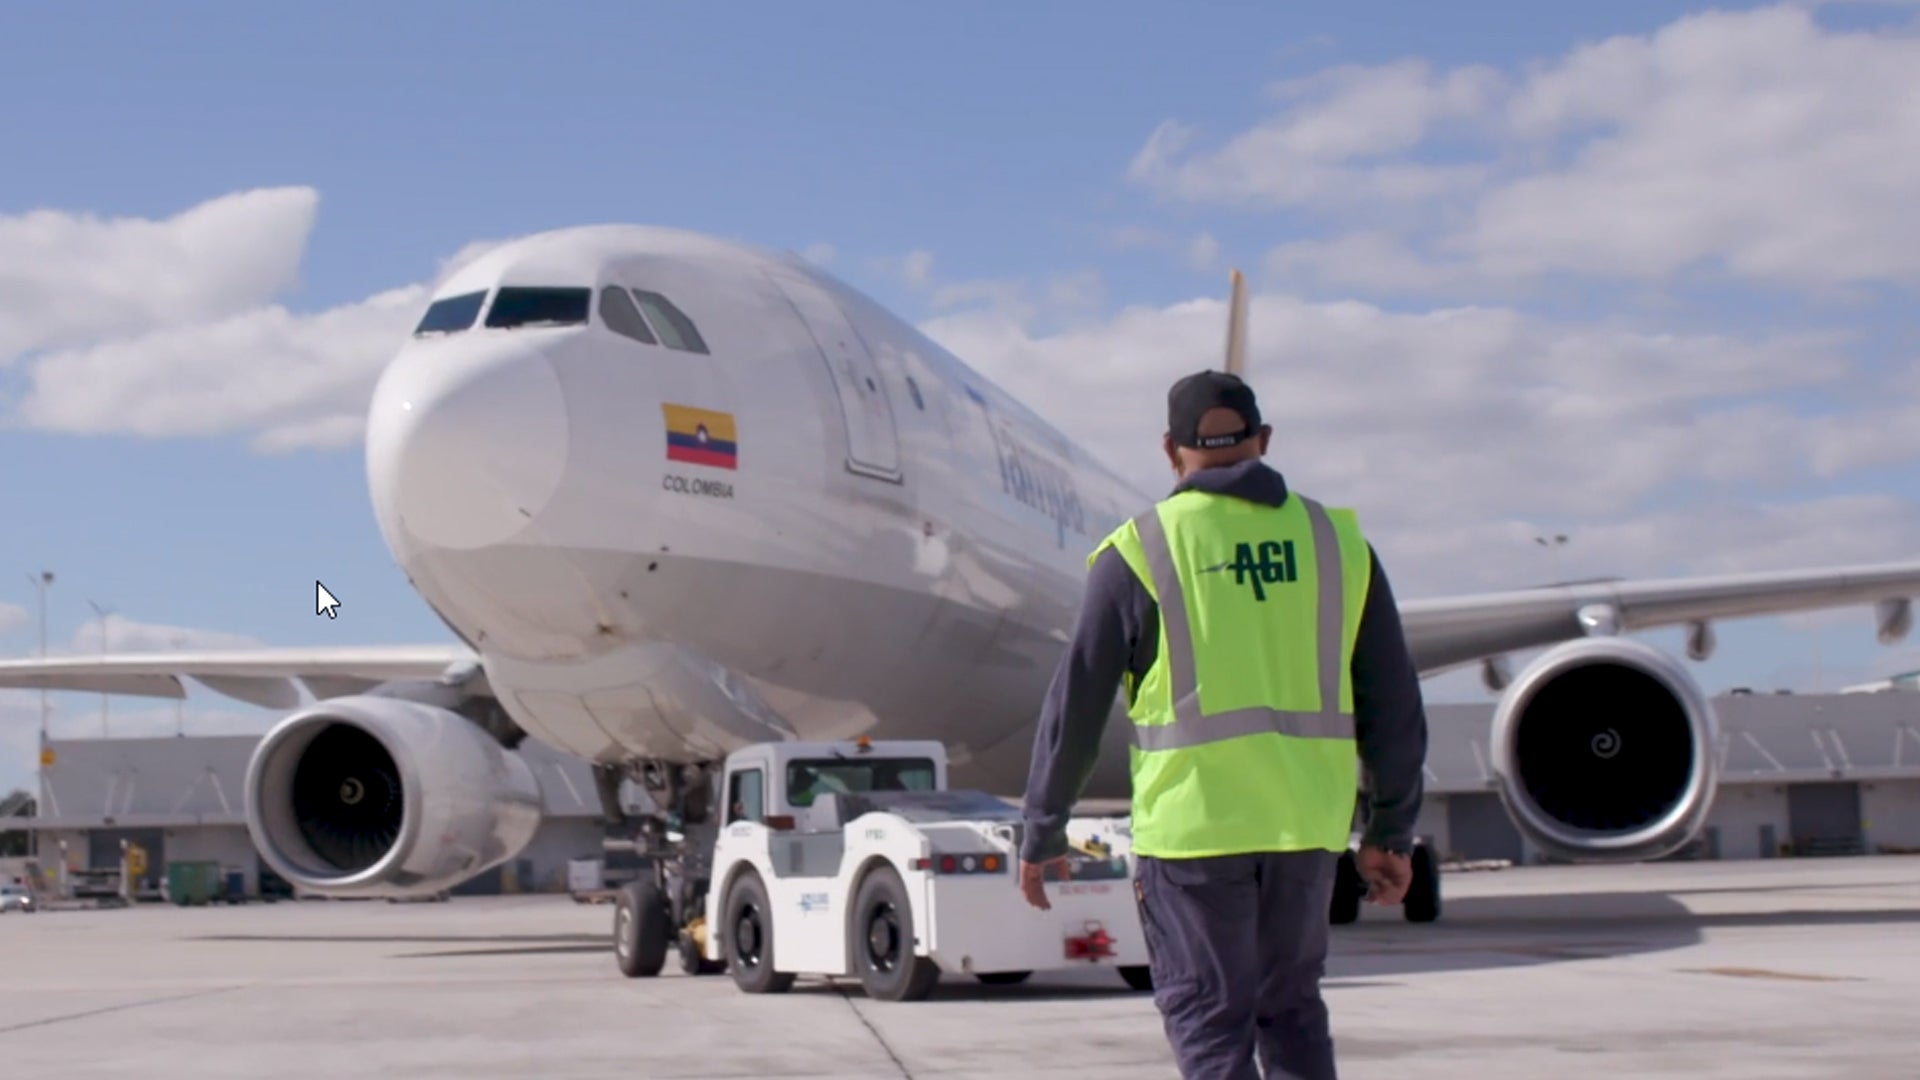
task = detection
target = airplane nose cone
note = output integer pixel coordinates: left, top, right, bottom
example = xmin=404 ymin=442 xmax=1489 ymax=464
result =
xmin=367 ymin=343 xmax=571 ymax=551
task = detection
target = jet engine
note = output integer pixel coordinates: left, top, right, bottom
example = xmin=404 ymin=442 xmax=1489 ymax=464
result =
xmin=244 ymin=695 xmax=543 ymax=898
xmin=1489 ymin=637 xmax=1719 ymax=863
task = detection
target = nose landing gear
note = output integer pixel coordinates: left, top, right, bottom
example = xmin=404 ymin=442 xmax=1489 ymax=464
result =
xmin=606 ymin=758 xmax=728 ymax=978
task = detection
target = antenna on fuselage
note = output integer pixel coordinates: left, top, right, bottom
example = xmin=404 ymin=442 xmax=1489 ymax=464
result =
xmin=1224 ymin=267 xmax=1248 ymax=376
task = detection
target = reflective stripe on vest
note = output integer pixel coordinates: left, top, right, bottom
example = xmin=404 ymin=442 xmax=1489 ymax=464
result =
xmin=1127 ymin=495 xmax=1354 ymax=752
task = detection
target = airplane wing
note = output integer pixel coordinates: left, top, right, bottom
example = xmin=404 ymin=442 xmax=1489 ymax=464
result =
xmin=1402 ymin=559 xmax=1920 ymax=675
xmin=1 ymin=561 xmax=1916 ymax=708
xmin=0 ymin=644 xmax=478 ymax=709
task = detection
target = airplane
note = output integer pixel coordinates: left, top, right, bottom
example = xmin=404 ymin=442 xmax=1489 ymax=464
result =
xmin=5 ymin=224 xmax=1920 ymax=967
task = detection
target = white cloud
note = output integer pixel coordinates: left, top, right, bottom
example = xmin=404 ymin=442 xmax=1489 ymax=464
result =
xmin=1096 ymin=225 xmax=1172 ymax=252
xmin=924 ymin=5 xmax=1920 ymax=700
xmin=252 ymin=415 xmax=371 ymax=454
xmin=1135 ymin=5 xmax=1920 ymax=290
xmin=1470 ymin=6 xmax=1920 ymax=284
xmin=1084 ymin=6 xmax=1920 ymax=673
xmin=0 ymin=200 xmax=523 ymax=453
xmin=931 ymin=277 xmax=1029 ymax=316
xmin=884 ymin=249 xmax=1113 ymax=334
xmin=1075 ymin=4 xmax=1920 ymax=620
xmin=901 ymin=250 xmax=936 ymax=287
xmin=1263 ymin=232 xmax=1473 ymax=295
xmin=13 ymin=285 xmax=426 ymax=452
xmin=0 ymin=187 xmax=319 ymax=364
xmin=1044 ymin=270 xmax=1105 ymax=314
xmin=63 ymin=613 xmax=263 ymax=656
xmin=0 ymin=603 xmax=24 ymax=638
xmin=1129 ymin=59 xmax=1505 ymax=211
xmin=1078 ymin=225 xmax=1235 ymax=278
xmin=433 ymin=239 xmax=514 ymax=283
xmin=918 ymin=282 xmax=1920 ymax=598
xmin=1187 ymin=233 xmax=1220 ymax=272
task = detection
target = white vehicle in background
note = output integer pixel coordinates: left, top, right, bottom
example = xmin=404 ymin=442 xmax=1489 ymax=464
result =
xmin=612 ymin=737 xmax=1152 ymax=1001
xmin=0 ymin=883 xmax=36 ymax=913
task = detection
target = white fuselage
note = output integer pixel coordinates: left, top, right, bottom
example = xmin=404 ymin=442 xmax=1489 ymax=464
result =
xmin=364 ymin=226 xmax=1150 ymax=796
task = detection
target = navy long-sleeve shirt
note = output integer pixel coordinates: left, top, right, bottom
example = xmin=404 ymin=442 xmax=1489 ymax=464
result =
xmin=1019 ymin=458 xmax=1429 ymax=862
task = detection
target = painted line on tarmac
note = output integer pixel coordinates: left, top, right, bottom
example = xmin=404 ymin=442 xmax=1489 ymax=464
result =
xmin=0 ymin=984 xmax=248 ymax=1035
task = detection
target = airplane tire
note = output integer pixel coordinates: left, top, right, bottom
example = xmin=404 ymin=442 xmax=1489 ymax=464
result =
xmin=851 ymin=865 xmax=940 ymax=1002
xmin=614 ymin=879 xmax=670 ymax=978
xmin=1329 ymin=850 xmax=1363 ymax=925
xmin=723 ymin=871 xmax=794 ymax=994
xmin=974 ymin=970 xmax=1032 ymax=985
xmin=1403 ymin=845 xmax=1441 ymax=924
xmin=1119 ymin=965 xmax=1154 ymax=992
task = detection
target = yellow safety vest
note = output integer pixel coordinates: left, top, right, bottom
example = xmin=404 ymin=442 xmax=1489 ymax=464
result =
xmin=1092 ymin=488 xmax=1371 ymax=858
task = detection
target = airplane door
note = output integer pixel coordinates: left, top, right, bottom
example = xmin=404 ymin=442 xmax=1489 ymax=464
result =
xmin=765 ymin=267 xmax=903 ymax=482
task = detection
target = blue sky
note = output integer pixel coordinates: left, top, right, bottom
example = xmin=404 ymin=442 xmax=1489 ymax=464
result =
xmin=5 ymin=0 xmax=1920 ymax=792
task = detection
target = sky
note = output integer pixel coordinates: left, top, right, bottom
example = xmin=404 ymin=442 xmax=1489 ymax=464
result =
xmin=5 ymin=0 xmax=1920 ymax=793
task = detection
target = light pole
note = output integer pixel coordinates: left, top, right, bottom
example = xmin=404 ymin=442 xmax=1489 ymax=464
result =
xmin=1534 ymin=534 xmax=1569 ymax=582
xmin=25 ymin=571 xmax=52 ymax=751
xmin=86 ymin=599 xmax=113 ymax=736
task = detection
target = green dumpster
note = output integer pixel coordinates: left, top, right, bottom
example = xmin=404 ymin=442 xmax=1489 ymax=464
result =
xmin=167 ymin=861 xmax=221 ymax=906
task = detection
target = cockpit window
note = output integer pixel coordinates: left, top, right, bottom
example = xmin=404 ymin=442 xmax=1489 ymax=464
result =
xmin=630 ymin=289 xmax=709 ymax=354
xmin=485 ymin=287 xmax=591 ymax=329
xmin=599 ymin=286 xmax=658 ymax=345
xmin=413 ymin=291 xmax=487 ymax=336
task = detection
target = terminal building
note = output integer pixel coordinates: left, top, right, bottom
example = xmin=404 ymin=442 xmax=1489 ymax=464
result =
xmin=1414 ymin=690 xmax=1920 ymax=864
xmin=10 ymin=689 xmax=1920 ymax=897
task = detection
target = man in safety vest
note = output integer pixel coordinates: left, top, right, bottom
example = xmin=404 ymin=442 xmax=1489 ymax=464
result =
xmin=1018 ymin=370 xmax=1429 ymax=1080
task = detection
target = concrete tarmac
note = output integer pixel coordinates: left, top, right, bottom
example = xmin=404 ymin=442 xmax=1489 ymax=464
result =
xmin=3 ymin=855 xmax=1919 ymax=1078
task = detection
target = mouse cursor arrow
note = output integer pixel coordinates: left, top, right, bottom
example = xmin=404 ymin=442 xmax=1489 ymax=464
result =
xmin=316 ymin=581 xmax=341 ymax=619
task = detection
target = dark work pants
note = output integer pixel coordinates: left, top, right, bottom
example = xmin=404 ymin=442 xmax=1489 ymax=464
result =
xmin=1134 ymin=850 xmax=1339 ymax=1080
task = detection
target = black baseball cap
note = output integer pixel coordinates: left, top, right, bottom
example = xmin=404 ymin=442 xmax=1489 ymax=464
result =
xmin=1167 ymin=370 xmax=1262 ymax=449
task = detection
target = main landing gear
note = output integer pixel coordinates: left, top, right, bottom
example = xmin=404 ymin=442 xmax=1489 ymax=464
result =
xmin=1329 ymin=842 xmax=1441 ymax=925
xmin=606 ymin=758 xmax=728 ymax=979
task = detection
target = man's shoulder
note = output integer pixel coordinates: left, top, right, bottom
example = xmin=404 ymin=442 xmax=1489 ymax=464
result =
xmin=1071 ymin=543 xmax=1154 ymax=640
xmin=1289 ymin=489 xmax=1368 ymax=534
xmin=1090 ymin=538 xmax=1139 ymax=577
xmin=1088 ymin=540 xmax=1151 ymax=597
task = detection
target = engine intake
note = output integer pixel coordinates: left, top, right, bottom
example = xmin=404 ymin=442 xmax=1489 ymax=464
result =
xmin=1489 ymin=638 xmax=1719 ymax=863
xmin=291 ymin=722 xmax=404 ymax=873
xmin=245 ymin=695 xmax=543 ymax=898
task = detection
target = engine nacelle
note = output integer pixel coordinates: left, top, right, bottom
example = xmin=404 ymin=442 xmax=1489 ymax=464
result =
xmin=1489 ymin=637 xmax=1719 ymax=863
xmin=244 ymin=695 xmax=543 ymax=898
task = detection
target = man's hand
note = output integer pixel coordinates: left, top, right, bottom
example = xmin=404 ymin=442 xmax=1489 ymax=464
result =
xmin=1356 ymin=845 xmax=1412 ymax=905
xmin=1018 ymin=856 xmax=1069 ymax=910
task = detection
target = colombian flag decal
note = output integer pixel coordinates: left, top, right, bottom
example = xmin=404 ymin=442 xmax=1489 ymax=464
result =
xmin=663 ymin=403 xmax=738 ymax=470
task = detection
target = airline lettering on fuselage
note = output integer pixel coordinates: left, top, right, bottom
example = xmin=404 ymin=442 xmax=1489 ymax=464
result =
xmin=663 ymin=474 xmax=735 ymax=500
xmin=968 ymin=388 xmax=1087 ymax=547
